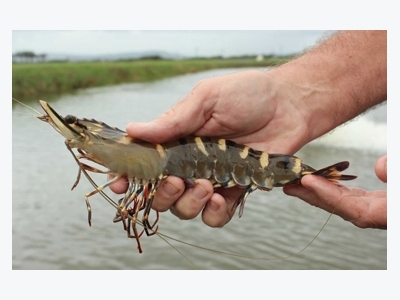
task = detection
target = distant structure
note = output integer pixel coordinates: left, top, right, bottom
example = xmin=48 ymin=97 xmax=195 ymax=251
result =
xmin=255 ymin=54 xmax=264 ymax=61
xmin=12 ymin=51 xmax=47 ymax=63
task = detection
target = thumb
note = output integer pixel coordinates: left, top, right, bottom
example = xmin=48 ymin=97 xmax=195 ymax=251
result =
xmin=126 ymin=94 xmax=211 ymax=143
xmin=284 ymin=175 xmax=366 ymax=222
xmin=284 ymin=175 xmax=344 ymax=211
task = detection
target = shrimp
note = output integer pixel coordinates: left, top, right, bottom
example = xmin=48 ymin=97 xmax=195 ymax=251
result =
xmin=35 ymin=99 xmax=356 ymax=253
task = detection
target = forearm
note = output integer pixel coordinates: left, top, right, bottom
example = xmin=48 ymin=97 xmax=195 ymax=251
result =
xmin=269 ymin=30 xmax=387 ymax=142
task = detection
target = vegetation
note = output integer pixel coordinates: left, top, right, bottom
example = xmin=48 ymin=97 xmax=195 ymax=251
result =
xmin=12 ymin=57 xmax=290 ymax=100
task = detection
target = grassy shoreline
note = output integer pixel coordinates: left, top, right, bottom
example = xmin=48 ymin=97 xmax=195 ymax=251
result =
xmin=12 ymin=57 xmax=289 ymax=101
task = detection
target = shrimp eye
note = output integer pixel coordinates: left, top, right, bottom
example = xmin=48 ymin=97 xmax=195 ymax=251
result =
xmin=65 ymin=115 xmax=77 ymax=124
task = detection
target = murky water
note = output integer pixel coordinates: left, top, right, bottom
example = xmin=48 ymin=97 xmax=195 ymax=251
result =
xmin=12 ymin=68 xmax=387 ymax=269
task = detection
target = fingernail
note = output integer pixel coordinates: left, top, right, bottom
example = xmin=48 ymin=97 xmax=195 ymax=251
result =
xmin=163 ymin=182 xmax=180 ymax=197
xmin=192 ymin=185 xmax=208 ymax=201
xmin=209 ymin=200 xmax=220 ymax=212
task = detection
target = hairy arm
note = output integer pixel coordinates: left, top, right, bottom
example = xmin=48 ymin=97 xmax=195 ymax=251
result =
xmin=269 ymin=30 xmax=387 ymax=147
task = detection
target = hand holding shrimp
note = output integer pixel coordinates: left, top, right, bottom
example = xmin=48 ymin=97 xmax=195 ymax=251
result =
xmin=110 ymin=69 xmax=317 ymax=227
xmin=34 ymin=98 xmax=356 ymax=253
xmin=111 ymin=31 xmax=387 ymax=230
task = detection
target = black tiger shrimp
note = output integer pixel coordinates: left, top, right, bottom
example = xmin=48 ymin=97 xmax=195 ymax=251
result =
xmin=32 ymin=99 xmax=357 ymax=254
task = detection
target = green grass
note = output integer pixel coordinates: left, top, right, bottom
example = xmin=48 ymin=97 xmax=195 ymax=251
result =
xmin=12 ymin=57 xmax=290 ymax=101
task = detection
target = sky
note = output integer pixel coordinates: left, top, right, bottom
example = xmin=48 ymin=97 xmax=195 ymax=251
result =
xmin=12 ymin=30 xmax=333 ymax=58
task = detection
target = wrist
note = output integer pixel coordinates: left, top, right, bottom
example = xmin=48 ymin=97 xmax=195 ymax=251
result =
xmin=268 ymin=62 xmax=340 ymax=143
xmin=268 ymin=30 xmax=387 ymax=142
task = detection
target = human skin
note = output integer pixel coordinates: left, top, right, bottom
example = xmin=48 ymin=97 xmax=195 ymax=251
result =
xmin=110 ymin=30 xmax=387 ymax=229
xmin=283 ymin=156 xmax=387 ymax=229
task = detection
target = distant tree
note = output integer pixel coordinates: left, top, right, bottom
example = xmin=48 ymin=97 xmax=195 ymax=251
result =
xmin=38 ymin=53 xmax=47 ymax=62
xmin=139 ymin=55 xmax=163 ymax=60
xmin=12 ymin=51 xmax=47 ymax=63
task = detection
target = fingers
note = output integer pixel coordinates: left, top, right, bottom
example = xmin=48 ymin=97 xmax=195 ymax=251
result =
xmin=108 ymin=175 xmax=129 ymax=194
xmin=283 ymin=175 xmax=376 ymax=228
xmin=153 ymin=177 xmax=241 ymax=228
xmin=283 ymin=175 xmax=346 ymax=211
xmin=201 ymin=187 xmax=243 ymax=227
xmin=170 ymin=181 xmax=213 ymax=219
xmin=375 ymin=155 xmax=387 ymax=183
xmin=108 ymin=173 xmax=238 ymax=228
xmin=151 ymin=176 xmax=186 ymax=212
xmin=201 ymin=193 xmax=231 ymax=227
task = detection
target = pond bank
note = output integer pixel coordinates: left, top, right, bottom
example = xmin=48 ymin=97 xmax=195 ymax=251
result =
xmin=12 ymin=57 xmax=290 ymax=101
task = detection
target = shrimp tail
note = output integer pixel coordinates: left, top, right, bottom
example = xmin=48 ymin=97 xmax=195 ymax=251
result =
xmin=305 ymin=161 xmax=357 ymax=183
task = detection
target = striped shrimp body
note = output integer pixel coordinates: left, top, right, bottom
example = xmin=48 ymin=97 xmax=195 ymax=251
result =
xmin=37 ymin=100 xmax=357 ymax=253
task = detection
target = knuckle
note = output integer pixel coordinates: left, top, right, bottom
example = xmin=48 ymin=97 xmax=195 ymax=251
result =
xmin=202 ymin=211 xmax=229 ymax=228
xmin=152 ymin=202 xmax=170 ymax=212
xmin=176 ymin=206 xmax=201 ymax=220
xmin=204 ymin=217 xmax=227 ymax=228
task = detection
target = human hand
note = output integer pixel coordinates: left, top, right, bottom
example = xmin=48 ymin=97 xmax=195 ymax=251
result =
xmin=110 ymin=70 xmax=313 ymax=227
xmin=110 ymin=31 xmax=387 ymax=229
xmin=283 ymin=155 xmax=387 ymax=229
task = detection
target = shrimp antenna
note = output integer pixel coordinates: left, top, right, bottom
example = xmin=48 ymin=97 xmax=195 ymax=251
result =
xmin=12 ymin=98 xmax=42 ymax=115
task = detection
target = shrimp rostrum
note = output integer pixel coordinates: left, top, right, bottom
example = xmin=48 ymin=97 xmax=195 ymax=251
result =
xmin=37 ymin=100 xmax=357 ymax=253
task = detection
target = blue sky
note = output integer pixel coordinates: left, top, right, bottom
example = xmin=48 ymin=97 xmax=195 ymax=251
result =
xmin=12 ymin=30 xmax=333 ymax=58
